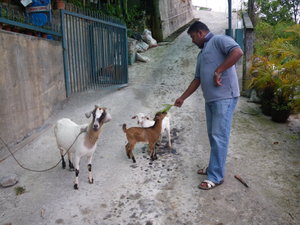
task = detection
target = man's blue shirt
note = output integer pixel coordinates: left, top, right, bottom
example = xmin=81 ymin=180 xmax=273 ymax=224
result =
xmin=195 ymin=33 xmax=241 ymax=103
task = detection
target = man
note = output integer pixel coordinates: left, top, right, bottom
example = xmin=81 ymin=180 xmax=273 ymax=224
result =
xmin=174 ymin=21 xmax=243 ymax=190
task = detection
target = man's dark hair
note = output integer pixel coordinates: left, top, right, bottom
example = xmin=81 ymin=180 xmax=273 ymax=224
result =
xmin=187 ymin=21 xmax=210 ymax=34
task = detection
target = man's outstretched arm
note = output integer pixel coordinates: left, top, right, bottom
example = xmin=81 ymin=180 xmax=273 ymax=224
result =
xmin=174 ymin=79 xmax=201 ymax=107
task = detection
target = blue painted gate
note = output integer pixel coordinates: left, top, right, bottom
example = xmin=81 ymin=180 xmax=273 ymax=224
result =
xmin=60 ymin=10 xmax=128 ymax=96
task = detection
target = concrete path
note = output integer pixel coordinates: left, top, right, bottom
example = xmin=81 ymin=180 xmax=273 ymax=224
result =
xmin=0 ymin=10 xmax=299 ymax=225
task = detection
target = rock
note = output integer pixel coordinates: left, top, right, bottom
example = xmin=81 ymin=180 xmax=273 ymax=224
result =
xmin=0 ymin=174 xmax=19 ymax=187
xmin=141 ymin=29 xmax=158 ymax=48
xmin=128 ymin=38 xmax=137 ymax=65
xmin=249 ymin=89 xmax=261 ymax=103
xmin=136 ymin=53 xmax=150 ymax=63
xmin=136 ymin=40 xmax=149 ymax=53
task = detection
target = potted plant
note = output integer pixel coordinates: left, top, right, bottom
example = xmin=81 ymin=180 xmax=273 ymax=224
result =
xmin=270 ymin=96 xmax=292 ymax=123
xmin=250 ymin=56 xmax=300 ymax=122
xmin=270 ymin=63 xmax=300 ymax=122
xmin=250 ymin=24 xmax=300 ymax=121
xmin=249 ymin=56 xmax=276 ymax=116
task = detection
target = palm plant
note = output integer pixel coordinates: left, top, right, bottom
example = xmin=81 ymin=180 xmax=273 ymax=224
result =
xmin=250 ymin=24 xmax=300 ymax=122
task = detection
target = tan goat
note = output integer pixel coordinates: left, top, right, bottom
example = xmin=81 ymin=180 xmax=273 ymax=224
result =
xmin=122 ymin=112 xmax=167 ymax=163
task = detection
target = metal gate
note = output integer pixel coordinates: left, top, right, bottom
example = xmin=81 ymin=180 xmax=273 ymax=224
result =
xmin=61 ymin=10 xmax=128 ymax=96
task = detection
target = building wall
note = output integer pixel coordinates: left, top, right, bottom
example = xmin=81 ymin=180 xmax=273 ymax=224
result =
xmin=159 ymin=0 xmax=194 ymax=40
xmin=149 ymin=0 xmax=194 ymax=41
xmin=0 ymin=30 xmax=66 ymax=149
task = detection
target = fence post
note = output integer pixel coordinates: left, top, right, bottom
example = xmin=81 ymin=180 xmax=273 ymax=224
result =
xmin=242 ymin=12 xmax=254 ymax=96
xmin=60 ymin=9 xmax=70 ymax=97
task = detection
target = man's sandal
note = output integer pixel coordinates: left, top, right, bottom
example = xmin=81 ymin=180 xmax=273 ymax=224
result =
xmin=197 ymin=167 xmax=208 ymax=175
xmin=198 ymin=180 xmax=224 ymax=190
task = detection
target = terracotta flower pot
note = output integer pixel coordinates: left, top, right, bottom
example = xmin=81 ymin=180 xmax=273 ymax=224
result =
xmin=42 ymin=33 xmax=48 ymax=38
xmin=25 ymin=30 xmax=33 ymax=36
xmin=12 ymin=27 xmax=20 ymax=33
xmin=3 ymin=25 xmax=11 ymax=31
xmin=56 ymin=0 xmax=65 ymax=10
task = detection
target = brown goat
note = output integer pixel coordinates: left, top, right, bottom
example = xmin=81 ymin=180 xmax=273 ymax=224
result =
xmin=122 ymin=112 xmax=167 ymax=163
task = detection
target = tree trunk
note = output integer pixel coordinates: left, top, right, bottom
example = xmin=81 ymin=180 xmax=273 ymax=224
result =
xmin=247 ymin=0 xmax=256 ymax=26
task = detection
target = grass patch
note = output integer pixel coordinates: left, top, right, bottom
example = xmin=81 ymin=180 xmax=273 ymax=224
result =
xmin=15 ymin=186 xmax=26 ymax=195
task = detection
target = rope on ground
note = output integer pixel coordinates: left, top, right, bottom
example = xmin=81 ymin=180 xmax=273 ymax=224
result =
xmin=0 ymin=131 xmax=85 ymax=172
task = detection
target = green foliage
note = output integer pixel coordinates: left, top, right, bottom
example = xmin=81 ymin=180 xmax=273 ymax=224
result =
xmin=254 ymin=21 xmax=298 ymax=55
xmin=64 ymin=1 xmax=146 ymax=33
xmin=158 ymin=104 xmax=174 ymax=113
xmin=101 ymin=3 xmax=123 ymax=19
xmin=285 ymin=24 xmax=300 ymax=48
xmin=125 ymin=5 xmax=146 ymax=34
xmin=65 ymin=0 xmax=84 ymax=7
xmin=255 ymin=0 xmax=297 ymax=25
xmin=250 ymin=23 xmax=300 ymax=113
xmin=254 ymin=21 xmax=274 ymax=55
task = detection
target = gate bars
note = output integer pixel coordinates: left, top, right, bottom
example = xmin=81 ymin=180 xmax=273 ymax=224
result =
xmin=61 ymin=10 xmax=128 ymax=96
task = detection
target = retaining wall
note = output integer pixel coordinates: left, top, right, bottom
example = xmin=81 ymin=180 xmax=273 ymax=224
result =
xmin=151 ymin=0 xmax=194 ymax=41
xmin=0 ymin=30 xmax=65 ymax=152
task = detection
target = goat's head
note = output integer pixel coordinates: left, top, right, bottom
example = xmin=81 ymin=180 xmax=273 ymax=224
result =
xmin=85 ymin=105 xmax=112 ymax=131
xmin=154 ymin=112 xmax=167 ymax=121
xmin=131 ymin=113 xmax=150 ymax=125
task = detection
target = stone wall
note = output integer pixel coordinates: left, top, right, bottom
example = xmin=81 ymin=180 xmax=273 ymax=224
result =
xmin=150 ymin=0 xmax=194 ymax=41
xmin=0 ymin=30 xmax=66 ymax=150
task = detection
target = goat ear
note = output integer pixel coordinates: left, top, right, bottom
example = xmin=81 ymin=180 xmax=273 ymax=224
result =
xmin=85 ymin=110 xmax=93 ymax=118
xmin=104 ymin=112 xmax=112 ymax=123
xmin=131 ymin=116 xmax=137 ymax=119
xmin=95 ymin=105 xmax=100 ymax=108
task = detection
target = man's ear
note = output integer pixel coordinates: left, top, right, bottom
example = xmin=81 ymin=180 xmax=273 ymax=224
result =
xmin=198 ymin=30 xmax=204 ymax=38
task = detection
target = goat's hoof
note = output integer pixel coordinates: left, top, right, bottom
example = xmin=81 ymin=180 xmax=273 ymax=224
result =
xmin=62 ymin=162 xmax=66 ymax=169
xmin=69 ymin=164 xmax=74 ymax=171
xmin=151 ymin=155 xmax=158 ymax=161
xmin=89 ymin=178 xmax=94 ymax=184
xmin=74 ymin=184 xmax=79 ymax=190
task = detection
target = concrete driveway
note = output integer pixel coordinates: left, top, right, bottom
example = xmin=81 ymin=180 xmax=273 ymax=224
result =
xmin=0 ymin=10 xmax=299 ymax=225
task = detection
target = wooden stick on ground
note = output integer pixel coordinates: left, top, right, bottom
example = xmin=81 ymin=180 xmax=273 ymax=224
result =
xmin=234 ymin=175 xmax=249 ymax=188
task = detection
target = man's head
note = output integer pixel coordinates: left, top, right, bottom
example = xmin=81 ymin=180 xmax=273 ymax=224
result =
xmin=187 ymin=21 xmax=210 ymax=48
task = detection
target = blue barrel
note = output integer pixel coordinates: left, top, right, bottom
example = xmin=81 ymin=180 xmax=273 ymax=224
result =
xmin=27 ymin=0 xmax=52 ymax=26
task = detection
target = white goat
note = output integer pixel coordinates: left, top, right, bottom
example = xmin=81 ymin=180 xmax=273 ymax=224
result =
xmin=54 ymin=105 xmax=111 ymax=190
xmin=132 ymin=112 xmax=171 ymax=147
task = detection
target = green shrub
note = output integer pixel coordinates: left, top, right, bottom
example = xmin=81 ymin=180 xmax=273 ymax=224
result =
xmin=250 ymin=23 xmax=300 ymax=114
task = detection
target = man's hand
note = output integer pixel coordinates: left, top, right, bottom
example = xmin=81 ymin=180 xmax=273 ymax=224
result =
xmin=214 ymin=71 xmax=222 ymax=86
xmin=174 ymin=97 xmax=184 ymax=107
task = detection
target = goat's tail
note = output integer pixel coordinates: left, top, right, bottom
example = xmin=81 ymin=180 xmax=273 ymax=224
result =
xmin=122 ymin=124 xmax=127 ymax=133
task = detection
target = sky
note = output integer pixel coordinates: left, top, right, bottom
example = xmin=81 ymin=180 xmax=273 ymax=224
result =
xmin=191 ymin=0 xmax=243 ymax=13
